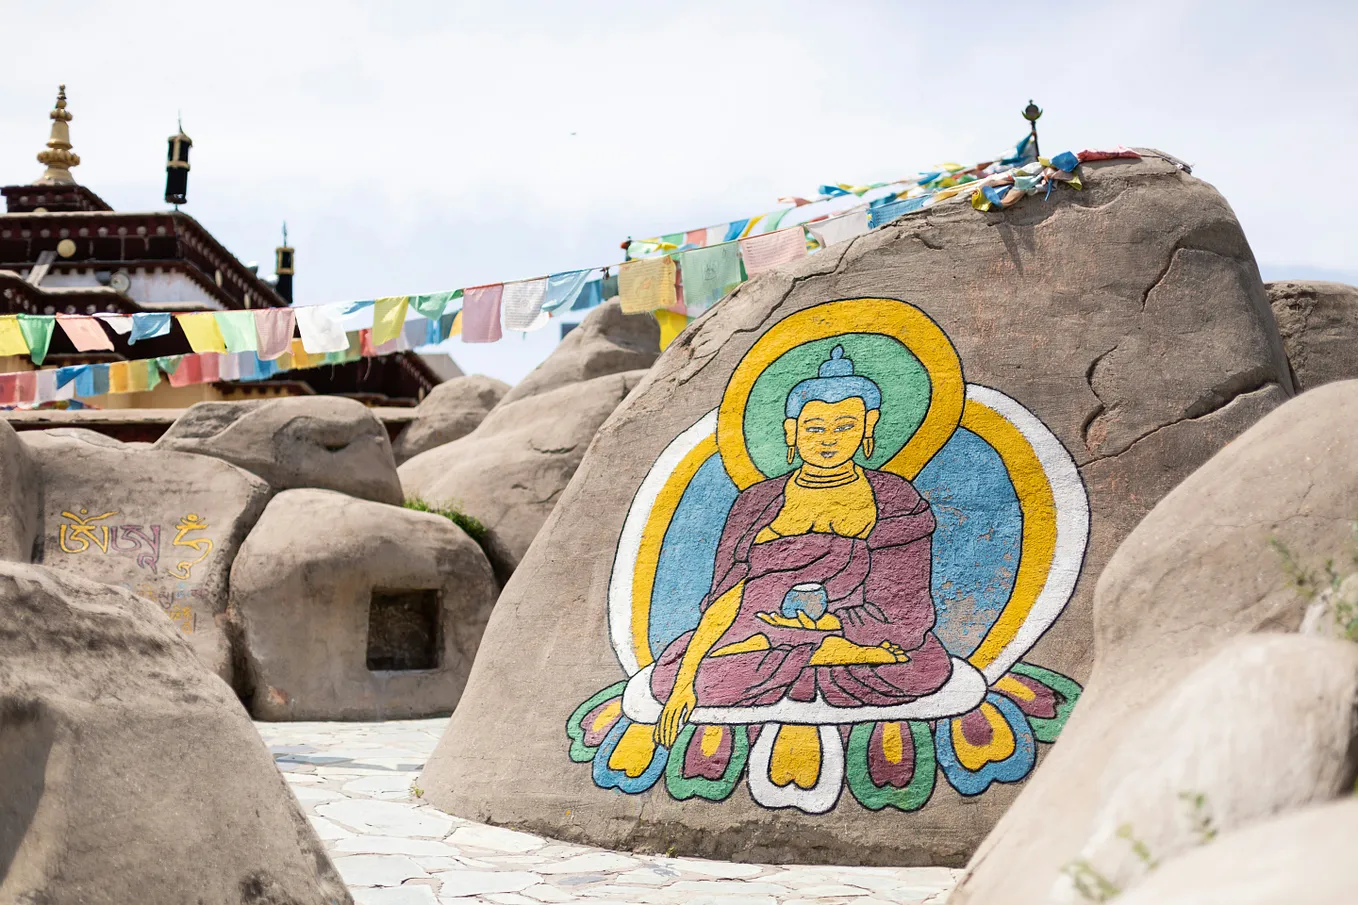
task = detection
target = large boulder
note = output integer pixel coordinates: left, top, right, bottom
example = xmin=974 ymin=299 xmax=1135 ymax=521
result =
xmin=0 ymin=420 xmax=39 ymax=562
xmin=419 ymin=153 xmax=1294 ymax=865
xmin=1113 ymin=798 xmax=1358 ymax=905
xmin=155 ymin=396 xmax=403 ymax=505
xmin=229 ymin=488 xmax=499 ymax=720
xmin=21 ymin=431 xmax=270 ymax=683
xmin=1266 ymin=280 xmax=1358 ymax=390
xmin=953 ymin=381 xmax=1358 ymax=904
xmin=399 ymin=369 xmax=646 ymax=582
xmin=0 ymin=562 xmax=350 ymax=904
xmin=391 ymin=374 xmax=509 ymax=463
xmin=497 ymin=299 xmax=659 ymax=406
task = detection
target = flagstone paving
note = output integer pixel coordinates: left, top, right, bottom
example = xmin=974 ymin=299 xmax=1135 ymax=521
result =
xmin=256 ymin=718 xmax=961 ymax=905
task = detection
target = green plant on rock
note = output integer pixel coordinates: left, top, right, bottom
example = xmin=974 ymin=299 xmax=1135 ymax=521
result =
xmin=1271 ymin=520 xmax=1358 ymax=641
xmin=404 ymin=496 xmax=489 ymax=547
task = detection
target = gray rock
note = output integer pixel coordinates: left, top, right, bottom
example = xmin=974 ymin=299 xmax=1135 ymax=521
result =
xmin=420 ymin=153 xmax=1294 ymax=866
xmin=0 ymin=562 xmax=350 ymax=905
xmin=399 ymin=370 xmax=646 ymax=582
xmin=24 ymin=426 xmax=126 ymax=448
xmin=392 ymin=374 xmax=509 ymax=464
xmin=0 ymin=420 xmax=39 ymax=562
xmin=956 ymin=380 xmax=1358 ymax=904
xmin=23 ymin=430 xmax=271 ymax=684
xmin=497 ymin=300 xmax=659 ymax=406
xmin=229 ymin=488 xmax=499 ymax=720
xmin=1266 ymin=280 xmax=1358 ymax=390
xmin=155 ymin=396 xmax=403 ymax=505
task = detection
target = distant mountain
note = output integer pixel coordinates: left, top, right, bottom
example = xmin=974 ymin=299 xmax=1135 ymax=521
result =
xmin=1259 ymin=264 xmax=1358 ymax=285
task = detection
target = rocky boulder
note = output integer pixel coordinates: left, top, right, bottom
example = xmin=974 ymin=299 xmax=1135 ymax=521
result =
xmin=392 ymin=374 xmax=509 ymax=463
xmin=22 ymin=430 xmax=270 ymax=684
xmin=400 ymin=369 xmax=646 ymax=582
xmin=497 ymin=300 xmax=659 ymax=406
xmin=0 ymin=562 xmax=350 ymax=904
xmin=954 ymin=380 xmax=1358 ymax=904
xmin=419 ymin=152 xmax=1294 ymax=865
xmin=1266 ymin=280 xmax=1358 ymax=390
xmin=229 ymin=488 xmax=499 ymax=720
xmin=0 ymin=420 xmax=39 ymax=562
xmin=155 ymin=396 xmax=403 ymax=505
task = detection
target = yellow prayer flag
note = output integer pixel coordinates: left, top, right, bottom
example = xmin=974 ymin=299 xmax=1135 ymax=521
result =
xmin=108 ymin=361 xmax=131 ymax=394
xmin=372 ymin=296 xmax=410 ymax=346
xmin=177 ymin=312 xmax=228 ymax=353
xmin=618 ymin=257 xmax=677 ymax=315
xmin=126 ymin=360 xmax=151 ymax=393
xmin=449 ymin=311 xmax=463 ymax=338
xmin=289 ymin=338 xmax=317 ymax=370
xmin=655 ymin=309 xmax=690 ymax=351
xmin=0 ymin=316 xmax=28 ymax=356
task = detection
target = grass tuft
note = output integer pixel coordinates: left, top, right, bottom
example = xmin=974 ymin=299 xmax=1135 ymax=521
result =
xmin=404 ymin=496 xmax=489 ymax=547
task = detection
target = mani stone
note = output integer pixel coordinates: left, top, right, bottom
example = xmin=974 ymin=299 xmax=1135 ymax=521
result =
xmin=229 ymin=488 xmax=499 ymax=720
xmin=1266 ymin=280 xmax=1358 ymax=391
xmin=20 ymin=431 xmax=270 ymax=686
xmin=392 ymin=374 xmax=509 ymax=464
xmin=0 ymin=562 xmax=351 ymax=905
xmin=953 ymin=380 xmax=1358 ymax=905
xmin=155 ymin=396 xmax=403 ymax=505
xmin=399 ymin=369 xmax=647 ymax=583
xmin=419 ymin=152 xmax=1294 ymax=866
xmin=0 ymin=419 xmax=39 ymax=562
xmin=496 ymin=299 xmax=659 ymax=406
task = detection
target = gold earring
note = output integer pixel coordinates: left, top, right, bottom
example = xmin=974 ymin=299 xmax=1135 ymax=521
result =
xmin=863 ymin=437 xmax=875 ymax=459
xmin=787 ymin=445 xmax=796 ymax=464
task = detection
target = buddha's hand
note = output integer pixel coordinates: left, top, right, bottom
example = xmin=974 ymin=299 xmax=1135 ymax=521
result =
xmin=758 ymin=611 xmax=818 ymax=629
xmin=881 ymin=641 xmax=910 ymax=662
xmin=655 ymin=685 xmax=697 ymax=748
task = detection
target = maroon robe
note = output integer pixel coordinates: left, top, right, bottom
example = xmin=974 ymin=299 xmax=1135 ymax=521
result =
xmin=650 ymin=469 xmax=953 ymax=709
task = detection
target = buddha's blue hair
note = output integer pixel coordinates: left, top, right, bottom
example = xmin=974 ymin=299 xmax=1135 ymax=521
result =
xmin=785 ymin=345 xmax=882 ymax=418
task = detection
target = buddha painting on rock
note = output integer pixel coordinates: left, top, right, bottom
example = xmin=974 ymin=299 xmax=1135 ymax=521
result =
xmin=568 ymin=298 xmax=1091 ymax=814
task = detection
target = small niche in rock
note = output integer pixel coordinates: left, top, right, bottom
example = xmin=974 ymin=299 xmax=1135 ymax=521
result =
xmin=366 ymin=589 xmax=441 ymax=671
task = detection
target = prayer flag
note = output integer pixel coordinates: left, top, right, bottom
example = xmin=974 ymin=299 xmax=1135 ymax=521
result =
xmin=57 ymin=316 xmax=114 ymax=352
xmin=34 ymin=369 xmax=58 ymax=404
xmin=808 ymin=209 xmax=870 ymax=248
xmin=289 ymin=338 xmax=319 ymax=370
xmin=294 ymin=305 xmax=349 ymax=354
xmin=739 ymin=227 xmax=808 ymax=276
xmin=1076 ymin=146 xmax=1141 ymax=163
xmin=238 ymin=352 xmax=259 ymax=380
xmin=542 ymin=270 xmax=591 ymax=313
xmin=0 ymin=374 xmax=15 ymax=404
xmin=177 ymin=312 xmax=228 ymax=353
xmin=219 ymin=352 xmax=241 ymax=381
xmin=601 ymin=271 xmax=619 ymax=301
xmin=1050 ymin=151 xmax=1079 ymax=173
xmin=372 ymin=296 xmax=409 ymax=346
xmin=199 ymin=352 xmax=221 ymax=383
xmin=108 ymin=361 xmax=131 ymax=394
xmin=97 ymin=314 xmax=134 ymax=335
xmin=618 ymin=256 xmax=677 ymax=314
xmin=447 ymin=311 xmax=462 ymax=339
xmin=167 ymin=354 xmax=203 ymax=388
xmin=128 ymin=312 xmax=172 ymax=344
xmin=723 ymin=219 xmax=750 ymax=242
xmin=655 ymin=309 xmax=690 ymax=351
xmin=677 ymin=244 xmax=743 ymax=313
xmin=55 ymin=365 xmax=86 ymax=389
xmin=868 ymin=196 xmax=927 ymax=229
xmin=571 ymin=279 xmax=603 ymax=312
xmin=704 ymin=226 xmax=727 ymax=247
xmin=126 ymin=359 xmax=152 ymax=393
xmin=15 ymin=371 xmax=36 ymax=404
xmin=254 ymin=307 xmax=296 ymax=361
xmin=77 ymin=364 xmax=110 ymax=397
xmin=359 ymin=329 xmax=376 ymax=357
xmin=502 ymin=279 xmax=550 ymax=332
xmin=214 ymin=311 xmax=258 ymax=353
xmin=0 ymin=317 xmax=29 ymax=356
xmin=145 ymin=358 xmax=161 ymax=391
xmin=461 ymin=284 xmax=504 ymax=344
xmin=412 ymin=289 xmax=462 ymax=320
xmin=685 ymin=229 xmax=706 ymax=249
xmin=17 ymin=315 xmax=55 ymax=365
xmin=374 ymin=331 xmax=409 ymax=356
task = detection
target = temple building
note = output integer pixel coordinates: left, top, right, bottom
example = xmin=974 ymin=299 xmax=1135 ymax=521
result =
xmin=0 ymin=87 xmax=451 ymax=409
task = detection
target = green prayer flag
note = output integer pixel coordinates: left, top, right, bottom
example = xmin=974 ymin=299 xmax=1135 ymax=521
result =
xmin=155 ymin=356 xmax=183 ymax=376
xmin=412 ymin=288 xmax=462 ymax=320
xmin=213 ymin=311 xmax=258 ymax=353
xmin=678 ymin=244 xmax=743 ymax=313
xmin=16 ymin=314 xmax=55 ymax=366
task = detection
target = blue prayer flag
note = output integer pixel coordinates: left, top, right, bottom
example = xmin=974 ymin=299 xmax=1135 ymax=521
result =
xmin=722 ymin=219 xmax=750 ymax=242
xmin=1050 ymin=151 xmax=1079 ymax=173
xmin=542 ymin=270 xmax=592 ymax=313
xmin=128 ymin=312 xmax=172 ymax=344
xmin=571 ymin=279 xmax=604 ymax=312
xmin=868 ymin=197 xmax=928 ymax=229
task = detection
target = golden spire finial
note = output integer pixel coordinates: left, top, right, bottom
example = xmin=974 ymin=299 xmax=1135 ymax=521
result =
xmin=36 ymin=84 xmax=80 ymax=185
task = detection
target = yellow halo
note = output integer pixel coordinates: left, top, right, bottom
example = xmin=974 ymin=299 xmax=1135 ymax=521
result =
xmin=716 ymin=298 xmax=966 ymax=488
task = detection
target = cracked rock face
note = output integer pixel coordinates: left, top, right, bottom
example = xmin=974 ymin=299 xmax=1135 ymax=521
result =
xmin=0 ymin=420 xmax=39 ymax=563
xmin=422 ymin=153 xmax=1293 ymax=866
xmin=1266 ymin=280 xmax=1358 ymax=391
xmin=398 ymin=370 xmax=647 ymax=583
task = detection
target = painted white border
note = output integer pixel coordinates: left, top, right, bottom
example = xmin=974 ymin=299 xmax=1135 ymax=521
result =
xmin=747 ymin=723 xmax=845 ymax=813
xmin=965 ymin=385 xmax=1091 ymax=683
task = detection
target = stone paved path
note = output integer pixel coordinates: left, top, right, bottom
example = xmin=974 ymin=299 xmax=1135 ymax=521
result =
xmin=255 ymin=718 xmax=960 ymax=905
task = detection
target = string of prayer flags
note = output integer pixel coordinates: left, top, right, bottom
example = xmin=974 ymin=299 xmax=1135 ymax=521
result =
xmin=738 ymin=227 xmax=807 ymax=276
xmin=128 ymin=312 xmax=172 ymax=344
xmin=502 ymin=279 xmax=550 ymax=331
xmin=807 ymin=209 xmax=870 ymax=249
xmin=461 ymin=285 xmax=504 ymax=344
xmin=294 ymin=305 xmax=349 ymax=354
xmin=677 ymin=244 xmax=743 ymax=313
xmin=618 ymin=256 xmax=677 ymax=314
xmin=371 ymin=296 xmax=410 ymax=347
xmin=254 ymin=307 xmax=297 ymax=360
xmin=214 ymin=311 xmax=258 ymax=353
xmin=177 ymin=312 xmax=228 ymax=354
xmin=0 ymin=316 xmax=29 ymax=356
xmin=541 ymin=270 xmax=592 ymax=314
xmin=17 ymin=315 xmax=55 ymax=365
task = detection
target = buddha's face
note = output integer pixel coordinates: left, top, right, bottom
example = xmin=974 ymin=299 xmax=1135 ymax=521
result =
xmin=785 ymin=398 xmax=880 ymax=469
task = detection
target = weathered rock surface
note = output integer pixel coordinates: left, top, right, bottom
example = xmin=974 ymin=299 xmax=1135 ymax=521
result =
xmin=155 ymin=396 xmax=403 ymax=505
xmin=955 ymin=381 xmax=1358 ymax=904
xmin=0 ymin=420 xmax=39 ymax=562
xmin=497 ymin=300 xmax=659 ymax=406
xmin=1113 ymin=798 xmax=1358 ymax=905
xmin=421 ymin=153 xmax=1293 ymax=865
xmin=399 ymin=370 xmax=646 ymax=582
xmin=392 ymin=374 xmax=509 ymax=464
xmin=22 ymin=431 xmax=270 ymax=683
xmin=0 ymin=562 xmax=350 ymax=905
xmin=1266 ymin=280 xmax=1358 ymax=390
xmin=230 ymin=488 xmax=499 ymax=720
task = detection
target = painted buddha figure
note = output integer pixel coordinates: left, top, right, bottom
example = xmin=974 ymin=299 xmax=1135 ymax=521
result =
xmin=652 ymin=346 xmax=953 ymax=747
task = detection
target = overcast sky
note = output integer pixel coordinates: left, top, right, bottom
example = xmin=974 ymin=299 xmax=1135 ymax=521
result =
xmin=3 ymin=1 xmax=1354 ymax=383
